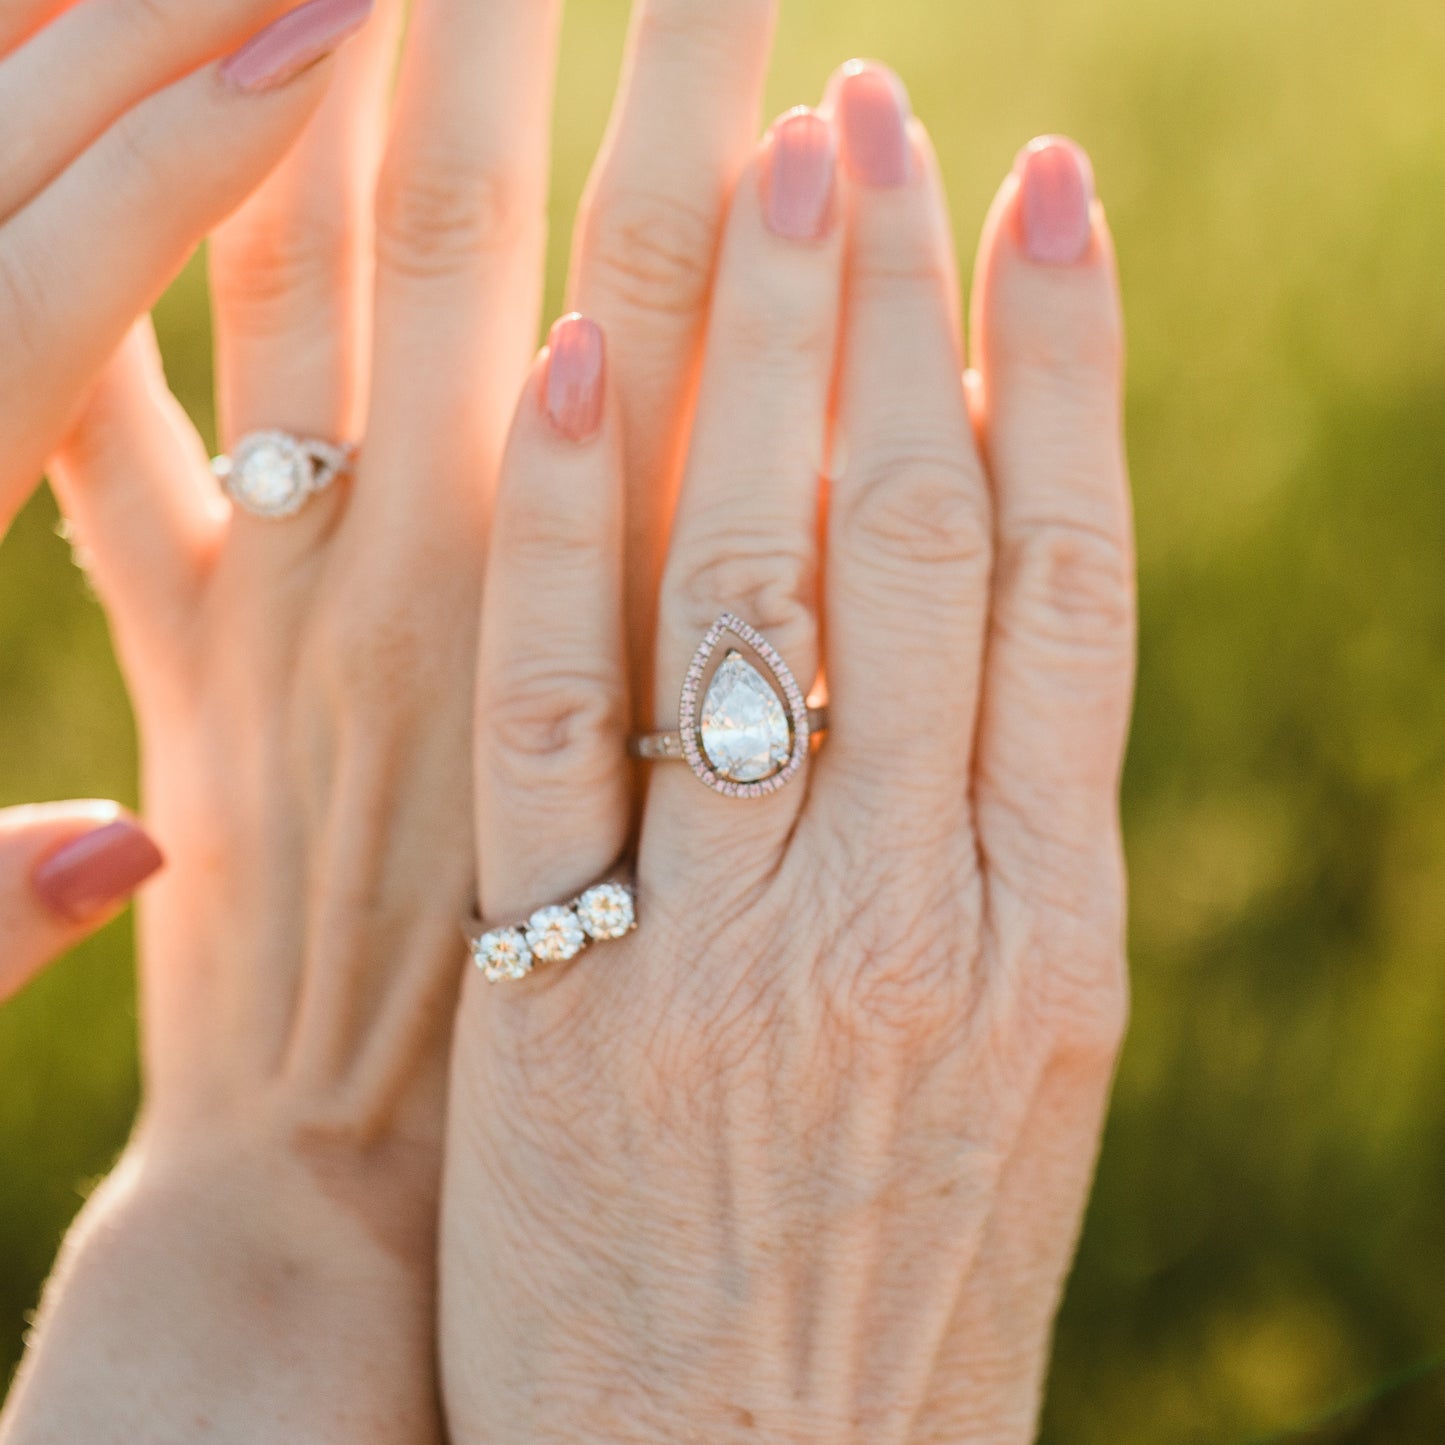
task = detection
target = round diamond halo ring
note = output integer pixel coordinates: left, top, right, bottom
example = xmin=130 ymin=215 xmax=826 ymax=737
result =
xmin=213 ymin=431 xmax=357 ymax=520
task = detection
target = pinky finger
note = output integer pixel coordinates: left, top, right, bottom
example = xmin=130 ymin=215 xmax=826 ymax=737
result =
xmin=0 ymin=803 xmax=164 ymax=1003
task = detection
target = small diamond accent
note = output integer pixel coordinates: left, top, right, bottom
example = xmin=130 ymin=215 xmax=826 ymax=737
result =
xmin=575 ymin=883 xmax=636 ymax=941
xmin=473 ymin=927 xmax=533 ymax=983
xmin=526 ymin=905 xmax=587 ymax=964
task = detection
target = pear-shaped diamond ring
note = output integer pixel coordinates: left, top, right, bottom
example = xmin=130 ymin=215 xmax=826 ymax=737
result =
xmin=629 ymin=613 xmax=827 ymax=798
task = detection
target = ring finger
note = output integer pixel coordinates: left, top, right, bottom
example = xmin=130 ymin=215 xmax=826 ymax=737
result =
xmin=208 ymin=0 xmax=399 ymax=559
xmin=641 ymin=105 xmax=845 ymax=883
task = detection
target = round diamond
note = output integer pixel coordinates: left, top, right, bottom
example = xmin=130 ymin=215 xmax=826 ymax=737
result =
xmin=575 ymin=883 xmax=636 ymax=941
xmin=221 ymin=433 xmax=311 ymax=518
xmin=473 ymin=927 xmax=533 ymax=983
xmin=525 ymin=905 xmax=587 ymax=965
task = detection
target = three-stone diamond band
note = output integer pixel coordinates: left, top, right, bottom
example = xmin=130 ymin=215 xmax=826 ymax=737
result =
xmin=466 ymin=879 xmax=637 ymax=984
xmin=628 ymin=613 xmax=827 ymax=798
xmin=213 ymin=430 xmax=358 ymax=520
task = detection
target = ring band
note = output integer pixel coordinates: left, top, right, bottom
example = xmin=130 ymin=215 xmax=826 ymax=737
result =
xmin=213 ymin=431 xmax=357 ymax=519
xmin=628 ymin=612 xmax=825 ymax=798
xmin=464 ymin=879 xmax=637 ymax=984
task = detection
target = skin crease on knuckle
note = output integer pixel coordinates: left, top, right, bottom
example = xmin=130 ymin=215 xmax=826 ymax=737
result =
xmin=578 ymin=180 xmax=722 ymax=319
xmin=374 ymin=153 xmax=540 ymax=284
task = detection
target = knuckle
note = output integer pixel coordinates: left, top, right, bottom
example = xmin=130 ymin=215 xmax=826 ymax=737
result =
xmin=375 ymin=152 xmax=537 ymax=282
xmin=633 ymin=0 xmax=776 ymax=81
xmin=811 ymin=845 xmax=981 ymax=1047
xmin=213 ymin=205 xmax=353 ymax=323
xmin=717 ymin=270 xmax=837 ymax=371
xmin=667 ymin=532 xmax=815 ymax=645
xmin=836 ymin=449 xmax=992 ymax=580
xmin=578 ymin=182 xmax=719 ymax=319
xmin=996 ymin=281 xmax=1123 ymax=383
xmin=998 ymin=517 xmax=1135 ymax=660
xmin=483 ymin=667 xmax=626 ymax=771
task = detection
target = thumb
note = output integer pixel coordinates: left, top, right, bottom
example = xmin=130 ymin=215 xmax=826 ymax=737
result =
xmin=0 ymin=802 xmax=164 ymax=1004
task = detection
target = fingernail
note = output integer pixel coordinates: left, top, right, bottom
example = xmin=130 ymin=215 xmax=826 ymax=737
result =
xmin=222 ymin=0 xmax=374 ymax=94
xmin=544 ymin=315 xmax=606 ymax=442
xmin=835 ymin=61 xmax=912 ymax=188
xmin=32 ymin=820 xmax=165 ymax=924
xmin=1015 ymin=136 xmax=1096 ymax=265
xmin=760 ymin=108 xmax=837 ymax=241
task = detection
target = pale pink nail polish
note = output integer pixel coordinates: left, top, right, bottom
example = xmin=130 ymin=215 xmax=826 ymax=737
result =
xmin=544 ymin=315 xmax=606 ymax=442
xmin=835 ymin=61 xmax=912 ymax=188
xmin=222 ymin=0 xmax=374 ymax=94
xmin=32 ymin=820 xmax=165 ymax=924
xmin=760 ymin=108 xmax=836 ymax=241
xmin=1015 ymin=136 xmax=1096 ymax=265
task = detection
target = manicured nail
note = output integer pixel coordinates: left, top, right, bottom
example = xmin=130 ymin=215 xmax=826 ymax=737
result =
xmin=222 ymin=0 xmax=374 ymax=94
xmin=544 ymin=315 xmax=606 ymax=442
xmin=1015 ymin=136 xmax=1096 ymax=265
xmin=32 ymin=819 xmax=165 ymax=924
xmin=835 ymin=61 xmax=912 ymax=188
xmin=760 ymin=108 xmax=837 ymax=241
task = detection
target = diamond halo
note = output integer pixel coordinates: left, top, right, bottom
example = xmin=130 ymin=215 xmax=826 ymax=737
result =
xmin=677 ymin=614 xmax=812 ymax=799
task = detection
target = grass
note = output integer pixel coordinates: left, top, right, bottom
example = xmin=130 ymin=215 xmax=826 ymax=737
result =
xmin=4 ymin=0 xmax=1445 ymax=1437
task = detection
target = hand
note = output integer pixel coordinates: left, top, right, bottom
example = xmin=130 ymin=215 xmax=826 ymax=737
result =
xmin=3 ymin=0 xmax=783 ymax=1440
xmin=0 ymin=0 xmax=346 ymax=1002
xmin=443 ymin=64 xmax=1133 ymax=1444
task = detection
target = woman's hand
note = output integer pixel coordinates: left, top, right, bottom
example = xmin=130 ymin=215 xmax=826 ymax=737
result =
xmin=4 ymin=1 xmax=789 ymax=1440
xmin=0 ymin=0 xmax=358 ymax=1004
xmin=443 ymin=65 xmax=1133 ymax=1444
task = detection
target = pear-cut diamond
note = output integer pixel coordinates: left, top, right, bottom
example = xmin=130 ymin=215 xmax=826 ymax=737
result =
xmin=699 ymin=651 xmax=791 ymax=784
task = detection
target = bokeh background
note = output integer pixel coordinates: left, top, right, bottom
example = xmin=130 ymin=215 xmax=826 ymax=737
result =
xmin=4 ymin=0 xmax=1445 ymax=1438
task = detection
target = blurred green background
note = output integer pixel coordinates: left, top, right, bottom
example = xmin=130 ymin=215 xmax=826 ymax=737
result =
xmin=4 ymin=0 xmax=1445 ymax=1438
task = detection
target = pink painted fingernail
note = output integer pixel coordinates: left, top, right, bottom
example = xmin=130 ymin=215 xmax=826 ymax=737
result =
xmin=760 ymin=108 xmax=837 ymax=241
xmin=222 ymin=0 xmax=374 ymax=94
xmin=544 ymin=315 xmax=606 ymax=442
xmin=1015 ymin=136 xmax=1096 ymax=265
xmin=835 ymin=61 xmax=912 ymax=188
xmin=32 ymin=820 xmax=165 ymax=924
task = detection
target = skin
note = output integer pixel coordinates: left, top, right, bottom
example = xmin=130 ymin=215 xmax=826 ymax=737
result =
xmin=443 ymin=70 xmax=1134 ymax=1445
xmin=0 ymin=7 xmax=1132 ymax=1445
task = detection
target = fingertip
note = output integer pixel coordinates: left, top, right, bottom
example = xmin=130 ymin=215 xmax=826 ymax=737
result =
xmin=827 ymin=60 xmax=915 ymax=189
xmin=30 ymin=813 xmax=165 ymax=925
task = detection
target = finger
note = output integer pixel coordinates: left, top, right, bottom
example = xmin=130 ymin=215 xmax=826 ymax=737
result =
xmin=0 ymin=803 xmax=164 ymax=1003
xmin=642 ymin=108 xmax=842 ymax=880
xmin=970 ymin=137 xmax=1135 ymax=898
xmin=0 ymin=43 xmax=340 ymax=510
xmin=358 ymin=0 xmax=564 ymax=544
xmin=476 ymin=315 xmax=630 ymax=928
xmin=49 ymin=318 xmax=223 ymax=671
xmin=569 ymin=0 xmax=778 ymax=712
xmin=816 ymin=65 xmax=990 ymax=835
xmin=0 ymin=0 xmax=329 ymax=219
xmin=211 ymin=0 xmax=400 ymax=448
xmin=209 ymin=0 xmax=399 ymax=566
